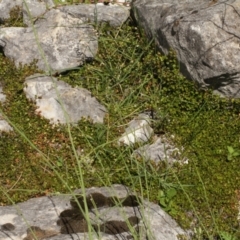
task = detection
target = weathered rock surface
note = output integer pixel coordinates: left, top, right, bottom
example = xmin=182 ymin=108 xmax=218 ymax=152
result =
xmin=0 ymin=184 xmax=190 ymax=240
xmin=23 ymin=74 xmax=107 ymax=124
xmin=118 ymin=113 xmax=154 ymax=146
xmin=23 ymin=1 xmax=130 ymax=28
xmin=133 ymin=135 xmax=187 ymax=165
xmin=58 ymin=3 xmax=130 ymax=27
xmin=0 ymin=8 xmax=98 ymax=73
xmin=22 ymin=0 xmax=55 ymax=27
xmin=132 ymin=0 xmax=240 ymax=98
xmin=0 ymin=84 xmax=12 ymax=133
xmin=0 ymin=116 xmax=13 ymax=133
xmin=0 ymin=84 xmax=6 ymax=103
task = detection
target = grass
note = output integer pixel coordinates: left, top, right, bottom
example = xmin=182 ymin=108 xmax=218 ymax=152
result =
xmin=1 ymin=1 xmax=240 ymax=239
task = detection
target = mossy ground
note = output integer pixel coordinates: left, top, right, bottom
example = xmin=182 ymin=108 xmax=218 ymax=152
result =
xmin=1 ymin=4 xmax=240 ymax=239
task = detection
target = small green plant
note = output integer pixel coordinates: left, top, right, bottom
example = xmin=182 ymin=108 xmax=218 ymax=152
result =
xmin=158 ymin=187 xmax=177 ymax=214
xmin=219 ymin=231 xmax=237 ymax=240
xmin=227 ymin=146 xmax=240 ymax=161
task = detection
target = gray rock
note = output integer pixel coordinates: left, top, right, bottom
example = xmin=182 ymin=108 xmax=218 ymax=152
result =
xmin=132 ymin=0 xmax=240 ymax=98
xmin=0 ymin=85 xmax=13 ymax=133
xmin=0 ymin=8 xmax=98 ymax=73
xmin=0 ymin=117 xmax=13 ymax=133
xmin=133 ymin=136 xmax=188 ymax=165
xmin=22 ymin=0 xmax=55 ymax=27
xmin=0 ymin=0 xmax=22 ymax=21
xmin=0 ymin=184 xmax=190 ymax=240
xmin=22 ymin=1 xmax=130 ymax=28
xmin=59 ymin=3 xmax=130 ymax=27
xmin=0 ymin=84 xmax=6 ymax=103
xmin=118 ymin=113 xmax=154 ymax=146
xmin=23 ymin=74 xmax=107 ymax=124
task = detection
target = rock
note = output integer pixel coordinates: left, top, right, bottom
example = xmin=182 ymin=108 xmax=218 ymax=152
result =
xmin=23 ymin=1 xmax=130 ymax=28
xmin=0 ymin=85 xmax=12 ymax=133
xmin=0 ymin=8 xmax=98 ymax=73
xmin=0 ymin=184 xmax=191 ymax=240
xmin=0 ymin=0 xmax=23 ymax=21
xmin=118 ymin=113 xmax=154 ymax=146
xmin=133 ymin=135 xmax=188 ymax=165
xmin=22 ymin=0 xmax=55 ymax=27
xmin=132 ymin=0 xmax=240 ymax=98
xmin=23 ymin=74 xmax=107 ymax=124
xmin=0 ymin=116 xmax=13 ymax=133
xmin=0 ymin=84 xmax=6 ymax=103
xmin=71 ymin=0 xmax=131 ymax=7
xmin=58 ymin=3 xmax=130 ymax=27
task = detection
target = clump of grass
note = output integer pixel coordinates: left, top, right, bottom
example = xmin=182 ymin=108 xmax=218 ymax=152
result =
xmin=1 ymin=3 xmax=240 ymax=239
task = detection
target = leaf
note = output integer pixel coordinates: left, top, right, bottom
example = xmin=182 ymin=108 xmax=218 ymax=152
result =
xmin=57 ymin=157 xmax=63 ymax=167
xmin=227 ymin=146 xmax=234 ymax=154
xmin=232 ymin=151 xmax=240 ymax=157
xmin=158 ymin=190 xmax=165 ymax=198
xmin=159 ymin=198 xmax=167 ymax=208
xmin=166 ymin=188 xmax=177 ymax=200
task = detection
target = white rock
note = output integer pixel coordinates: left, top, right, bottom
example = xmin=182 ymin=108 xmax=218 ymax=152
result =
xmin=0 ymin=119 xmax=13 ymax=133
xmin=0 ymin=84 xmax=6 ymax=103
xmin=118 ymin=113 xmax=154 ymax=146
xmin=23 ymin=74 xmax=107 ymax=125
xmin=133 ymin=136 xmax=188 ymax=165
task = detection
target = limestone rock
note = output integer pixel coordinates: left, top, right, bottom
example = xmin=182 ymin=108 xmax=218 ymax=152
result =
xmin=0 ymin=84 xmax=6 ymax=103
xmin=118 ymin=113 xmax=154 ymax=146
xmin=133 ymin=136 xmax=188 ymax=165
xmin=58 ymin=3 xmax=130 ymax=27
xmin=0 ymin=85 xmax=12 ymax=133
xmin=0 ymin=8 xmax=98 ymax=73
xmin=132 ymin=0 xmax=240 ymax=98
xmin=23 ymin=74 xmax=107 ymax=124
xmin=22 ymin=1 xmax=130 ymax=28
xmin=22 ymin=0 xmax=55 ymax=27
xmin=0 ymin=184 xmax=190 ymax=240
xmin=0 ymin=116 xmax=13 ymax=133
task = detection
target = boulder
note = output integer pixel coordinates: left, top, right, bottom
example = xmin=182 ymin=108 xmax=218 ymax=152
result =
xmin=132 ymin=0 xmax=240 ymax=98
xmin=23 ymin=74 xmax=107 ymax=124
xmin=0 ymin=8 xmax=98 ymax=73
xmin=0 ymin=184 xmax=191 ymax=240
xmin=23 ymin=1 xmax=130 ymax=28
xmin=58 ymin=3 xmax=130 ymax=27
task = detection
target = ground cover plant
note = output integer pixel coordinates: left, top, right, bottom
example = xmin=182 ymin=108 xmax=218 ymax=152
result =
xmin=1 ymin=2 xmax=240 ymax=239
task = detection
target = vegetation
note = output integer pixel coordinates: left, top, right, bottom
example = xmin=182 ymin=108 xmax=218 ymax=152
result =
xmin=1 ymin=2 xmax=240 ymax=239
